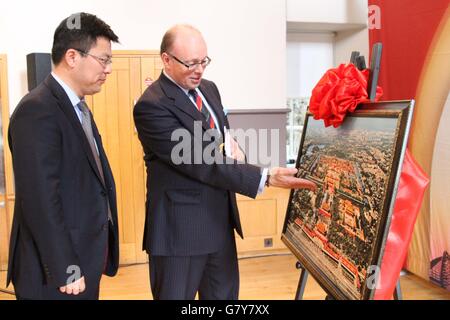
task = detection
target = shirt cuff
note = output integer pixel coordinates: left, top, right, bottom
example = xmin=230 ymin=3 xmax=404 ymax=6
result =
xmin=257 ymin=168 xmax=269 ymax=194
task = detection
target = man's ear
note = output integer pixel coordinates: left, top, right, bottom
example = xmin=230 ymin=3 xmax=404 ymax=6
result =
xmin=161 ymin=52 xmax=170 ymax=68
xmin=64 ymin=49 xmax=79 ymax=68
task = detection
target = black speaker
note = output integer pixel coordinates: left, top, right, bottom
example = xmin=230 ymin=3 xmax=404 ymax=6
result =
xmin=26 ymin=53 xmax=52 ymax=91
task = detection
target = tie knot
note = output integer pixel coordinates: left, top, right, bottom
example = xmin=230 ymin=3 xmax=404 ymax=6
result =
xmin=77 ymin=100 xmax=89 ymax=114
xmin=188 ymin=89 xmax=198 ymax=99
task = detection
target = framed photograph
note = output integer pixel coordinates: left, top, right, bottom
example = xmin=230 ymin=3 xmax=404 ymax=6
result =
xmin=282 ymin=101 xmax=414 ymax=300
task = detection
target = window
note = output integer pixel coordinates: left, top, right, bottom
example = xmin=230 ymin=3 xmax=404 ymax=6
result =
xmin=286 ymin=33 xmax=334 ymax=164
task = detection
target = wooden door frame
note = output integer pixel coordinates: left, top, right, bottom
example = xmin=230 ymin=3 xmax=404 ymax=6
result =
xmin=0 ymin=54 xmax=13 ymax=271
xmin=0 ymin=55 xmax=13 ymax=199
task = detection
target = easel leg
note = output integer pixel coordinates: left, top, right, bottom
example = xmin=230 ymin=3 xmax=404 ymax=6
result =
xmin=295 ymin=261 xmax=309 ymax=300
xmin=393 ymin=279 xmax=403 ymax=300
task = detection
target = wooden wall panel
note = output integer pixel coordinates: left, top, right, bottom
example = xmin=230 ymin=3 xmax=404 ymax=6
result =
xmin=236 ymin=188 xmax=291 ymax=256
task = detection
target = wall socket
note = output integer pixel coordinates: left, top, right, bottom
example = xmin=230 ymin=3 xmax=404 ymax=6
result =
xmin=264 ymin=238 xmax=273 ymax=248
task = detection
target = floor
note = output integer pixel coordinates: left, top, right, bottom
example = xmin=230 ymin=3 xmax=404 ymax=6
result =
xmin=1 ymin=254 xmax=449 ymax=300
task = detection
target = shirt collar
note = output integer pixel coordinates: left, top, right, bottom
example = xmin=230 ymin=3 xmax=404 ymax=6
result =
xmin=51 ymin=72 xmax=82 ymax=107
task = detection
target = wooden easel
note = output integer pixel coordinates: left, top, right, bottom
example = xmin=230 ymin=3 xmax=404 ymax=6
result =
xmin=294 ymin=261 xmax=403 ymax=300
xmin=351 ymin=43 xmax=382 ymax=100
xmin=294 ymin=43 xmax=403 ymax=300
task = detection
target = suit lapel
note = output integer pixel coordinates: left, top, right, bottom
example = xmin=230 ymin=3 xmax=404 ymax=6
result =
xmin=159 ymin=73 xmax=204 ymax=127
xmin=159 ymin=72 xmax=225 ymax=134
xmin=44 ymin=75 xmax=106 ymax=188
xmin=198 ymin=83 xmax=226 ymax=135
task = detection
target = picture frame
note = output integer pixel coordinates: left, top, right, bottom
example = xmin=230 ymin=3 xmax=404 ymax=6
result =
xmin=282 ymin=100 xmax=414 ymax=300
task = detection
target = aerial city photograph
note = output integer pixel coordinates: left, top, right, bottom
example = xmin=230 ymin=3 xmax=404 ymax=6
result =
xmin=284 ymin=115 xmax=399 ymax=299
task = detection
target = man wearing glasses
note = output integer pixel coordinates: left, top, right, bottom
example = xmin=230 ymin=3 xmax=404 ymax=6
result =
xmin=7 ymin=12 xmax=119 ymax=299
xmin=133 ymin=24 xmax=316 ymax=300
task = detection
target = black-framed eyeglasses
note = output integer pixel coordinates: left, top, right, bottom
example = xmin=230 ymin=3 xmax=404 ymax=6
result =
xmin=167 ymin=53 xmax=211 ymax=70
xmin=74 ymin=49 xmax=113 ymax=67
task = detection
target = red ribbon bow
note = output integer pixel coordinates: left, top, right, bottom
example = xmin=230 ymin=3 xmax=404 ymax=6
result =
xmin=309 ymin=63 xmax=383 ymax=128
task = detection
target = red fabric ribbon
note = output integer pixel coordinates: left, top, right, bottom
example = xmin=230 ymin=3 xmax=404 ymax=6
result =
xmin=309 ymin=63 xmax=383 ymax=128
xmin=309 ymin=64 xmax=429 ymax=299
xmin=373 ymin=149 xmax=429 ymax=299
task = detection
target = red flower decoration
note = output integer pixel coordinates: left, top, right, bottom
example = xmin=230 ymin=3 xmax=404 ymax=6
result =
xmin=309 ymin=63 xmax=383 ymax=128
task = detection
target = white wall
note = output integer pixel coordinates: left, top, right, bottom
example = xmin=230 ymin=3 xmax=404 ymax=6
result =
xmin=334 ymin=28 xmax=369 ymax=66
xmin=286 ymin=33 xmax=334 ymax=97
xmin=287 ymin=0 xmax=368 ymax=24
xmin=286 ymin=0 xmax=369 ymax=87
xmin=0 ymin=0 xmax=286 ymax=112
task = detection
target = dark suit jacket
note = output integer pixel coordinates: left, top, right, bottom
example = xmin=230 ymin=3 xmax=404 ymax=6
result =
xmin=133 ymin=72 xmax=262 ymax=256
xmin=7 ymin=75 xmax=119 ymax=299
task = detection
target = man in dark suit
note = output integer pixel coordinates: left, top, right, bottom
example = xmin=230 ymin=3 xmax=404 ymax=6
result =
xmin=7 ymin=13 xmax=119 ymax=300
xmin=133 ymin=24 xmax=316 ymax=300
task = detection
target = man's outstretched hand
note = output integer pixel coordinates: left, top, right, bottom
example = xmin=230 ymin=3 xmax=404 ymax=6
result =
xmin=268 ymin=167 xmax=317 ymax=191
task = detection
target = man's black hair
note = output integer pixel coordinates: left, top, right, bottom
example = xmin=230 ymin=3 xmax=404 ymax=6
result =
xmin=52 ymin=12 xmax=119 ymax=65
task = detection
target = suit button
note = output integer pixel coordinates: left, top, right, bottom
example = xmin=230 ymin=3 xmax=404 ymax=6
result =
xmin=101 ymin=190 xmax=107 ymax=197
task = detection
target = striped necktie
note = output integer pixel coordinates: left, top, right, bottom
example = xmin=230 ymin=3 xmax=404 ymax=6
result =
xmin=188 ymin=89 xmax=215 ymax=129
